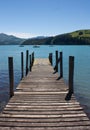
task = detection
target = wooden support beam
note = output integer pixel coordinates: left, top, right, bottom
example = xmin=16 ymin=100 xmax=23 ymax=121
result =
xmin=21 ymin=52 xmax=24 ymax=79
xmin=49 ymin=53 xmax=53 ymax=65
xmin=60 ymin=52 xmax=63 ymax=78
xmin=55 ymin=50 xmax=58 ymax=72
xmin=69 ymin=56 xmax=74 ymax=94
xmin=29 ymin=54 xmax=32 ymax=71
xmin=8 ymin=57 xmax=14 ymax=98
xmin=26 ymin=50 xmax=29 ymax=76
xmin=32 ymin=52 xmax=34 ymax=66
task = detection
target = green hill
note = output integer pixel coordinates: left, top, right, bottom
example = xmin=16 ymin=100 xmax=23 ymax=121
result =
xmin=52 ymin=29 xmax=90 ymax=45
xmin=21 ymin=29 xmax=90 ymax=45
xmin=70 ymin=29 xmax=90 ymax=37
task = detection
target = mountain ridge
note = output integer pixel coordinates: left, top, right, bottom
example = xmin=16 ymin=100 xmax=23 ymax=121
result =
xmin=1 ymin=29 xmax=90 ymax=45
xmin=22 ymin=29 xmax=90 ymax=45
xmin=0 ymin=33 xmax=25 ymax=45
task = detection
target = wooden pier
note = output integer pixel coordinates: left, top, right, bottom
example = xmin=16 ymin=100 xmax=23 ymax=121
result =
xmin=0 ymin=58 xmax=90 ymax=130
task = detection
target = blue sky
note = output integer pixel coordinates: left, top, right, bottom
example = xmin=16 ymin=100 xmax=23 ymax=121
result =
xmin=0 ymin=0 xmax=90 ymax=38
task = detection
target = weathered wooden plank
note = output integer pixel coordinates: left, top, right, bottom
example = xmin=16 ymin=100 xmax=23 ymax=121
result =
xmin=4 ymin=105 xmax=83 ymax=110
xmin=7 ymin=102 xmax=80 ymax=105
xmin=0 ymin=126 xmax=90 ymax=130
xmin=0 ymin=58 xmax=90 ymax=129
xmin=0 ymin=121 xmax=90 ymax=127
xmin=5 ymin=106 xmax=81 ymax=110
xmin=0 ymin=116 xmax=89 ymax=122
xmin=0 ymin=113 xmax=87 ymax=118
xmin=3 ymin=110 xmax=83 ymax=116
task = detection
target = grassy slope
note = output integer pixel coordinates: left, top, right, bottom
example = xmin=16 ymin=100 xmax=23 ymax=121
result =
xmin=52 ymin=29 xmax=90 ymax=45
xmin=70 ymin=29 xmax=90 ymax=37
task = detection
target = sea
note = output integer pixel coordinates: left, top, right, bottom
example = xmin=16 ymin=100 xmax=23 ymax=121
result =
xmin=0 ymin=45 xmax=90 ymax=117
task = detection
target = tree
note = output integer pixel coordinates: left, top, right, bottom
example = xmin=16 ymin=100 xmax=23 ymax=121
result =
xmin=79 ymin=31 xmax=83 ymax=35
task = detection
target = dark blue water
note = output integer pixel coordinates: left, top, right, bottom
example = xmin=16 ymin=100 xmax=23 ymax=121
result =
xmin=0 ymin=45 xmax=90 ymax=114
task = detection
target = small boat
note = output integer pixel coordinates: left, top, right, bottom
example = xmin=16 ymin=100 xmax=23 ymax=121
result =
xmin=33 ymin=45 xmax=40 ymax=48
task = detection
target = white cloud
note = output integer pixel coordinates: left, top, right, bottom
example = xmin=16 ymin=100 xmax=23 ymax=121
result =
xmin=1 ymin=32 xmax=55 ymax=39
xmin=6 ymin=32 xmax=37 ymax=38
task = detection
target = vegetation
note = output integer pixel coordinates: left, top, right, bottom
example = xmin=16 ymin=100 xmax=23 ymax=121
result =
xmin=22 ymin=37 xmax=53 ymax=45
xmin=22 ymin=29 xmax=90 ymax=45
xmin=1 ymin=29 xmax=90 ymax=45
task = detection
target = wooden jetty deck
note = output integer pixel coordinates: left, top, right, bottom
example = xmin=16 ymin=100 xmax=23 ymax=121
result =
xmin=0 ymin=58 xmax=90 ymax=130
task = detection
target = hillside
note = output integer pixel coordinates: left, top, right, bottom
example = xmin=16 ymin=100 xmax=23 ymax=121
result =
xmin=1 ymin=30 xmax=90 ymax=45
xmin=22 ymin=29 xmax=90 ymax=45
xmin=51 ymin=29 xmax=90 ymax=45
xmin=0 ymin=33 xmax=24 ymax=45
xmin=22 ymin=37 xmax=53 ymax=45
xmin=70 ymin=30 xmax=90 ymax=37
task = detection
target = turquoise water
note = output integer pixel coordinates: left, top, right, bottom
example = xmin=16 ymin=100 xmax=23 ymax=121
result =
xmin=0 ymin=45 xmax=90 ymax=112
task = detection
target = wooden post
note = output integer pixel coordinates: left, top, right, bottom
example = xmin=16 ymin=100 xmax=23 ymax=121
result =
xmin=49 ymin=53 xmax=50 ymax=63
xmin=21 ymin=52 xmax=24 ymax=79
xmin=26 ymin=50 xmax=29 ymax=76
xmin=32 ymin=52 xmax=34 ymax=65
xmin=49 ymin=53 xmax=51 ymax=63
xmin=49 ymin=53 xmax=50 ymax=62
xmin=33 ymin=52 xmax=34 ymax=63
xmin=69 ymin=56 xmax=74 ymax=94
xmin=29 ymin=54 xmax=32 ymax=71
xmin=32 ymin=52 xmax=34 ymax=66
xmin=60 ymin=52 xmax=63 ymax=78
xmin=56 ymin=50 xmax=58 ymax=72
xmin=49 ymin=53 xmax=53 ymax=65
xmin=31 ymin=53 xmax=33 ymax=66
xmin=8 ymin=57 xmax=14 ymax=98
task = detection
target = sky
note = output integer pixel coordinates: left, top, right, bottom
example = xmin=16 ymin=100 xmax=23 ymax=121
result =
xmin=0 ymin=0 xmax=90 ymax=38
